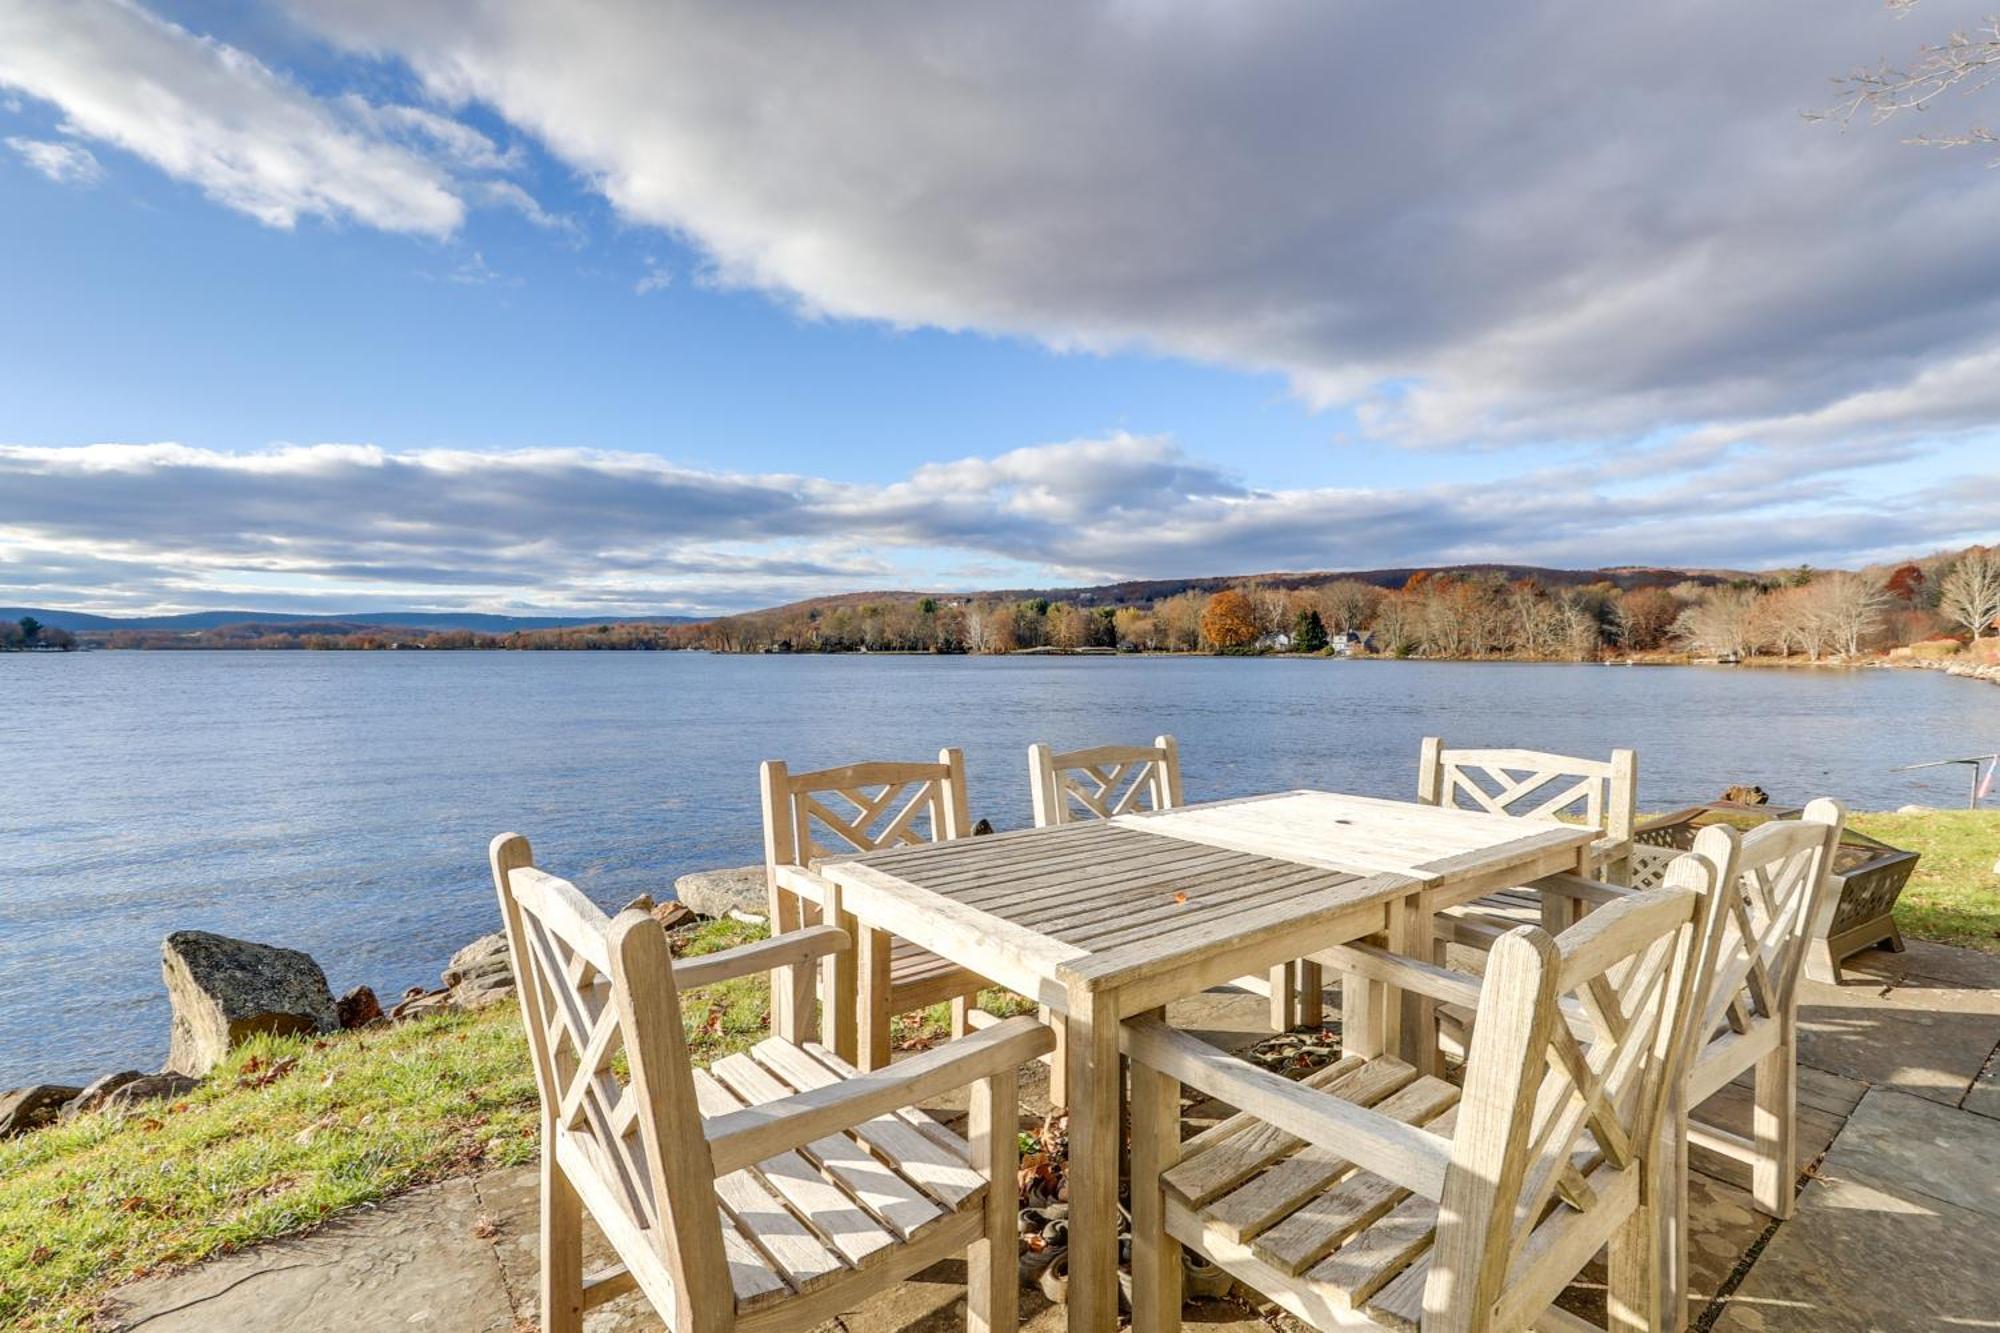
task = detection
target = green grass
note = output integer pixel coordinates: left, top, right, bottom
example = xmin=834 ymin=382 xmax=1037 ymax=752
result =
xmin=0 ymin=917 xmax=1032 ymax=1329
xmin=1852 ymin=809 xmax=2000 ymax=953
xmin=0 ymin=1003 xmax=540 ymax=1330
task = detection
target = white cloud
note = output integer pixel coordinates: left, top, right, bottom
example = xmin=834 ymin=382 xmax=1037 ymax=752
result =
xmin=5 ymin=134 xmax=101 ymax=184
xmin=1 ymin=435 xmax=1993 ymax=616
xmin=282 ymin=0 xmax=2000 ymax=457
xmin=0 ymin=0 xmax=463 ymax=234
xmin=0 ymin=0 xmax=568 ymax=239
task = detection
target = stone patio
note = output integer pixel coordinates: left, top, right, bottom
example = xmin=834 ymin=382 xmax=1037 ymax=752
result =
xmin=101 ymin=942 xmax=2000 ymax=1332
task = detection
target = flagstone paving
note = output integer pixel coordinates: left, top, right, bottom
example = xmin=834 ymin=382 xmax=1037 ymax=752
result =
xmin=100 ymin=945 xmax=2000 ymax=1332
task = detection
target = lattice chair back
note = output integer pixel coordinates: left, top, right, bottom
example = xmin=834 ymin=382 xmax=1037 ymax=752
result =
xmin=1027 ymin=734 xmax=1184 ymax=827
xmin=491 ymin=833 xmax=729 ymax=1330
xmin=1418 ymin=737 xmax=1637 ymax=881
xmin=761 ymin=749 xmax=970 ymax=868
xmin=1694 ymin=799 xmax=1844 ymax=1053
xmin=1426 ymin=880 xmax=1710 ymax=1331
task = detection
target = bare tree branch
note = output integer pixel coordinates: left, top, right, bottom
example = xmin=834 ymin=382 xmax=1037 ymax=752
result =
xmin=1809 ymin=5 xmax=2000 ymax=161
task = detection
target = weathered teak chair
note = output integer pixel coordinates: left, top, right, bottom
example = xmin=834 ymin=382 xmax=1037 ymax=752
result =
xmin=1418 ymin=802 xmax=1845 ymax=1329
xmin=1422 ymin=737 xmax=1639 ymax=908
xmin=1647 ymin=800 xmax=1844 ymax=1328
xmin=761 ymin=750 xmax=993 ymax=1070
xmin=491 ymin=833 xmax=1052 ymax=1333
xmin=1027 ymin=734 xmax=1185 ymax=825
xmin=1124 ymin=880 xmax=1710 ymax=1333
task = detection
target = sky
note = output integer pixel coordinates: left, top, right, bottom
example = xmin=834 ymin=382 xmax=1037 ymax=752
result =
xmin=1 ymin=1 xmax=1998 ymax=618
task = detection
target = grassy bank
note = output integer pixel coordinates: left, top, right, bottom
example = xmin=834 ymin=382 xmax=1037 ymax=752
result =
xmin=1850 ymin=810 xmax=2000 ymax=952
xmin=0 ymin=918 xmax=1029 ymax=1329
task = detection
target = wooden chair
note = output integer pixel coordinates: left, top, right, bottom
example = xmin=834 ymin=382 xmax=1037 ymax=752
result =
xmin=1650 ymin=800 xmax=1844 ymax=1329
xmin=762 ymin=750 xmax=993 ymax=1071
xmin=1125 ymin=879 xmax=1710 ymax=1333
xmin=1027 ymin=734 xmax=1184 ymax=825
xmin=1425 ymin=802 xmax=1845 ymax=1328
xmin=490 ymin=832 xmax=1052 ymax=1333
xmin=1422 ymin=738 xmax=1639 ymax=903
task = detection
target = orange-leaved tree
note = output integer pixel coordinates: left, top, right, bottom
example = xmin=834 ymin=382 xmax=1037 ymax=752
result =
xmin=1200 ymin=588 xmax=1260 ymax=650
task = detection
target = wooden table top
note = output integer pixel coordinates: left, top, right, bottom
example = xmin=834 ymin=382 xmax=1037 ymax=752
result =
xmin=811 ymin=790 xmax=1596 ymax=1001
xmin=1112 ymin=790 xmax=1595 ymax=886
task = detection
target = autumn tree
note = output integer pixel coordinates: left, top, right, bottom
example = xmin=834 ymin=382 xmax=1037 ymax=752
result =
xmin=1613 ymin=586 xmax=1680 ymax=651
xmin=1315 ymin=580 xmax=1382 ymax=633
xmin=1940 ymin=547 xmax=2000 ymax=639
xmin=1155 ymin=592 xmax=1207 ymax=651
xmin=1675 ymin=587 xmax=1760 ymax=658
xmin=1885 ymin=563 xmax=1926 ymax=604
xmin=1200 ymin=588 xmax=1260 ymax=650
xmin=1812 ymin=571 xmax=1891 ymax=657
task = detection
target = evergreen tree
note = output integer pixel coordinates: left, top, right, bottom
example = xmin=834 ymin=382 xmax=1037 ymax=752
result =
xmin=1292 ymin=607 xmax=1329 ymax=653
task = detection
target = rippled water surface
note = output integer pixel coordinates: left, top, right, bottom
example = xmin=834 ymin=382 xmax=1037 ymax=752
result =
xmin=4 ymin=650 xmax=1993 ymax=1084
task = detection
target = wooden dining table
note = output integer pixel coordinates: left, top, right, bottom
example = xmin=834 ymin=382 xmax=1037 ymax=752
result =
xmin=776 ymin=789 xmax=1598 ymax=1332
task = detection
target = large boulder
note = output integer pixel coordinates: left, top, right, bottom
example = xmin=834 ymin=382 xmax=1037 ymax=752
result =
xmin=0 ymin=1084 xmax=82 ymax=1138
xmin=161 ymin=932 xmax=338 ymax=1077
xmin=442 ymin=933 xmax=516 ymax=1008
xmin=672 ymin=865 xmax=767 ymax=921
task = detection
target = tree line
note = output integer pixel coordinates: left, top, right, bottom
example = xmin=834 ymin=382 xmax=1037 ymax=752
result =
xmin=1 ymin=616 xmax=77 ymax=651
xmin=69 ymin=546 xmax=1999 ymax=659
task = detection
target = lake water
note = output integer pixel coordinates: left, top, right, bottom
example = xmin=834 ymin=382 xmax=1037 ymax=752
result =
xmin=4 ymin=650 xmax=1994 ymax=1086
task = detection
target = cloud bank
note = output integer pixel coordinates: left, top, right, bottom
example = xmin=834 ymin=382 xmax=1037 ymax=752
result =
xmin=275 ymin=0 xmax=2000 ymax=457
xmin=2 ymin=438 xmax=1992 ymax=616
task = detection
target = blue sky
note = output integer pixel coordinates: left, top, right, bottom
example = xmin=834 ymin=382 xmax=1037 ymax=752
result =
xmin=2 ymin=1 xmax=1997 ymax=616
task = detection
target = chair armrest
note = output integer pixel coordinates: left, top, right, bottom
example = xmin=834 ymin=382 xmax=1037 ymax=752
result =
xmin=1529 ymin=871 xmax=1634 ymax=908
xmin=1311 ymin=942 xmax=1598 ymax=1043
xmin=770 ymin=863 xmax=831 ymax=908
xmin=1120 ymin=1014 xmax=1449 ymax=1199
xmin=672 ymin=924 xmax=847 ymax=990
xmin=705 ymin=1015 xmax=1054 ymax=1174
xmin=1313 ymin=941 xmax=1488 ymax=1012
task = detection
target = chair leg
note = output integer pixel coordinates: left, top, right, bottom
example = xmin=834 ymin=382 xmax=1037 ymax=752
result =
xmin=1129 ymin=1050 xmax=1184 ymax=1333
xmin=1752 ymin=1013 xmax=1798 ymax=1219
xmin=767 ymin=887 xmax=803 ymax=1041
xmin=1338 ymin=965 xmax=1385 ymax=1060
xmin=540 ymin=1143 xmax=584 ymax=1333
xmin=1605 ymin=1185 xmax=1660 ymax=1333
xmin=951 ymin=995 xmax=973 ymax=1038
xmin=1652 ymin=1085 xmax=1692 ymax=1331
xmin=966 ymin=1068 xmax=1019 ymax=1333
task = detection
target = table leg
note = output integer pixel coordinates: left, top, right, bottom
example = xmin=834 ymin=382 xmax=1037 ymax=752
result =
xmin=1387 ymin=891 xmax=1440 ymax=1076
xmin=1063 ymin=983 xmax=1122 ymax=1333
xmin=1297 ymin=959 xmax=1324 ymax=1030
xmin=857 ymin=926 xmax=893 ymax=1071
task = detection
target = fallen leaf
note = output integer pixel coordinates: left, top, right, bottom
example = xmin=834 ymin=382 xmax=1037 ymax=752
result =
xmin=1172 ymin=891 xmax=1189 ymax=904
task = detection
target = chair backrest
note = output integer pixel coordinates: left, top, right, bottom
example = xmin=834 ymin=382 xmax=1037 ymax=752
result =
xmin=1418 ymin=737 xmax=1637 ymax=838
xmin=490 ymin=834 xmax=725 ymax=1328
xmin=1027 ymin=735 xmax=1183 ymax=827
xmin=1693 ymin=799 xmax=1844 ymax=1060
xmin=1427 ymin=878 xmax=1711 ymax=1331
xmin=760 ymin=748 xmax=970 ymax=868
